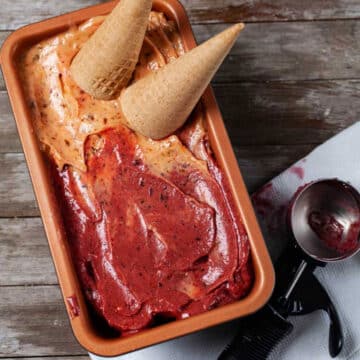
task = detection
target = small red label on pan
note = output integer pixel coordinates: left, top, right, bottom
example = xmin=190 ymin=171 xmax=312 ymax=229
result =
xmin=66 ymin=295 xmax=80 ymax=318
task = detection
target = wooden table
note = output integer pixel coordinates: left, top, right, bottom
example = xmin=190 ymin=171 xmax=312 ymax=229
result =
xmin=1 ymin=1 xmax=359 ymax=358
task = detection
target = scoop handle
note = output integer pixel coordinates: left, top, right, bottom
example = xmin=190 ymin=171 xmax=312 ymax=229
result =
xmin=287 ymin=268 xmax=343 ymax=358
xmin=218 ymin=305 xmax=293 ymax=360
xmin=327 ymin=299 xmax=343 ymax=358
xmin=310 ymin=274 xmax=343 ymax=358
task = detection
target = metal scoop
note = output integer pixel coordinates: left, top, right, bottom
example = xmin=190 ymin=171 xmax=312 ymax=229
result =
xmin=219 ymin=179 xmax=360 ymax=360
xmin=291 ymin=179 xmax=360 ymax=262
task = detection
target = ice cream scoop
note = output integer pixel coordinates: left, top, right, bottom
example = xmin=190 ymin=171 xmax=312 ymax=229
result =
xmin=120 ymin=23 xmax=244 ymax=139
xmin=70 ymin=0 xmax=152 ymax=100
xmin=219 ymin=179 xmax=360 ymax=360
xmin=290 ymin=179 xmax=360 ymax=261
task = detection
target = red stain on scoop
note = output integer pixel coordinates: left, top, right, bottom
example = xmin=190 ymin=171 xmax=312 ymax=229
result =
xmin=66 ymin=295 xmax=80 ymax=318
xmin=308 ymin=211 xmax=360 ymax=254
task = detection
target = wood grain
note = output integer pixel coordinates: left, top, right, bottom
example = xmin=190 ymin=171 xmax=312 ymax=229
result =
xmin=0 ymin=143 xmax=310 ymax=291
xmin=1 ymin=80 xmax=358 ymax=153
xmin=182 ymin=0 xmax=360 ymax=23
xmin=214 ymin=80 xmax=360 ymax=146
xmin=0 ymin=0 xmax=359 ymax=30
xmin=195 ymin=21 xmax=360 ymax=82
xmin=235 ymin=144 xmax=314 ymax=192
xmin=0 ymin=143 xmax=312 ymax=286
xmin=0 ymin=31 xmax=9 ymax=45
xmin=0 ymin=0 xmax=106 ymax=31
xmin=0 ymin=90 xmax=21 ymax=153
xmin=2 ymin=358 xmax=88 ymax=360
xmin=0 ymin=153 xmax=38 ymax=217
xmin=0 ymin=285 xmax=86 ymax=357
xmin=0 ymin=145 xmax=312 ymax=218
xmin=1 ymin=20 xmax=360 ymax=87
xmin=0 ymin=218 xmax=56 ymax=286
xmin=0 ymin=32 xmax=11 ymax=91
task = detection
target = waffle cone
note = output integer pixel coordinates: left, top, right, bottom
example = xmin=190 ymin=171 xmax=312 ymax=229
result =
xmin=120 ymin=23 xmax=244 ymax=139
xmin=70 ymin=0 xmax=152 ymax=100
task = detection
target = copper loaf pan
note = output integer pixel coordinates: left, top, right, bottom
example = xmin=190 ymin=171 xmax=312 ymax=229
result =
xmin=0 ymin=0 xmax=275 ymax=356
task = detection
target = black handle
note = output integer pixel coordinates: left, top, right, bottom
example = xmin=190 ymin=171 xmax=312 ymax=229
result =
xmin=287 ymin=271 xmax=343 ymax=358
xmin=327 ymin=300 xmax=343 ymax=358
xmin=310 ymin=274 xmax=343 ymax=358
xmin=218 ymin=306 xmax=293 ymax=360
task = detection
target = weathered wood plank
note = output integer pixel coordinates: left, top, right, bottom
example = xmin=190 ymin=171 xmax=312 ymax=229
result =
xmin=1 ymin=80 xmax=359 ymax=153
xmin=0 ymin=0 xmax=105 ymax=31
xmin=0 ymin=144 xmax=312 ymax=219
xmin=0 ymin=153 xmax=38 ymax=217
xmin=0 ymin=32 xmax=9 ymax=46
xmin=0 ymin=91 xmax=21 ymax=153
xmin=1 ymin=78 xmax=358 ymax=217
xmin=196 ymin=21 xmax=360 ymax=82
xmin=0 ymin=0 xmax=360 ymax=30
xmin=0 ymin=145 xmax=311 ymax=287
xmin=0 ymin=285 xmax=86 ymax=357
xmin=0 ymin=32 xmax=11 ymax=91
xmin=214 ymin=80 xmax=360 ymax=146
xmin=0 ymin=218 xmax=56 ymax=286
xmin=235 ymin=144 xmax=314 ymax=192
xmin=182 ymin=0 xmax=360 ymax=23
xmin=1 ymin=358 xmax=89 ymax=360
xmin=1 ymin=20 xmax=360 ymax=86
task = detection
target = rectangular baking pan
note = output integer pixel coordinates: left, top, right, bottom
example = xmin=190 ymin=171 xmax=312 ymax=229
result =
xmin=0 ymin=0 xmax=275 ymax=356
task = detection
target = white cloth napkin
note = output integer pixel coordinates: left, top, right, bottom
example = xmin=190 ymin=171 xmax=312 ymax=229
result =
xmin=91 ymin=122 xmax=360 ymax=360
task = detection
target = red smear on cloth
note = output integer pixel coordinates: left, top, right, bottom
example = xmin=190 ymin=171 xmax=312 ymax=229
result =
xmin=289 ymin=166 xmax=305 ymax=180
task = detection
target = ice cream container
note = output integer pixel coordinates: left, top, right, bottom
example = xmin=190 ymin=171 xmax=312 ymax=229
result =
xmin=0 ymin=0 xmax=275 ymax=356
